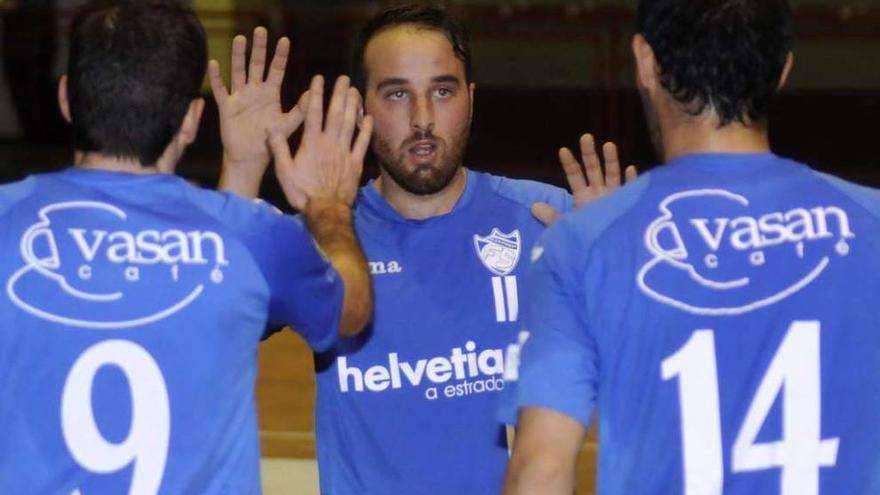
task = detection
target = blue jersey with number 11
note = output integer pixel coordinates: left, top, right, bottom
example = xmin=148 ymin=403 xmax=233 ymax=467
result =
xmin=503 ymin=153 xmax=880 ymax=495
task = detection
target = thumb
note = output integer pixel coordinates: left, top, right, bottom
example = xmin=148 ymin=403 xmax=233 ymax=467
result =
xmin=531 ymin=202 xmax=561 ymax=226
xmin=267 ymin=131 xmax=293 ymax=167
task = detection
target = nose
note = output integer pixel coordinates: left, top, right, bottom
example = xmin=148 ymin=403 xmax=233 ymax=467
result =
xmin=411 ymin=95 xmax=434 ymax=134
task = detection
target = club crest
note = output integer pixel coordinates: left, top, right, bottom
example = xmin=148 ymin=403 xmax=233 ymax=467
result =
xmin=473 ymin=229 xmax=521 ymax=276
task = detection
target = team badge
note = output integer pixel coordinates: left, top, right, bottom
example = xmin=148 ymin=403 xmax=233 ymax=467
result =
xmin=473 ymin=229 xmax=521 ymax=276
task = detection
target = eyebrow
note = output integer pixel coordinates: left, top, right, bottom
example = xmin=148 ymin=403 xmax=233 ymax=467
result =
xmin=375 ymin=74 xmax=463 ymax=91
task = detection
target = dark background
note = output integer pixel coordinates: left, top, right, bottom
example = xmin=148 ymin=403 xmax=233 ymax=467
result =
xmin=0 ymin=1 xmax=878 ymax=208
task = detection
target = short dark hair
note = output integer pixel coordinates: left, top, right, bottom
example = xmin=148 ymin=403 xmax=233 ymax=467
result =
xmin=637 ymin=0 xmax=793 ymax=126
xmin=67 ymin=0 xmax=207 ymax=164
xmin=352 ymin=4 xmax=472 ymax=93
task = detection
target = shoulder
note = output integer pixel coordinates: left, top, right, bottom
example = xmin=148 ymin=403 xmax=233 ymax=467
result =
xmin=0 ymin=176 xmax=38 ymax=217
xmin=811 ymin=170 xmax=880 ymax=220
xmin=478 ymin=171 xmax=574 ymax=213
xmin=550 ymin=172 xmax=653 ymax=249
xmin=181 ymin=185 xmax=305 ymax=236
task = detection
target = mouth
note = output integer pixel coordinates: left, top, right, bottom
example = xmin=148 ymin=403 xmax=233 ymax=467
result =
xmin=406 ymin=140 xmax=438 ymax=165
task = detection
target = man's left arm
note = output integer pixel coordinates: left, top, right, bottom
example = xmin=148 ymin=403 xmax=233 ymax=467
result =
xmin=500 ymin=222 xmax=599 ymax=492
xmin=504 ymin=407 xmax=587 ymax=495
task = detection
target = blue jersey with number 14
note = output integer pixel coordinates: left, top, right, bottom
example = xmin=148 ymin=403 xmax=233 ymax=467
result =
xmin=502 ymin=153 xmax=880 ymax=495
xmin=0 ymin=168 xmax=343 ymax=494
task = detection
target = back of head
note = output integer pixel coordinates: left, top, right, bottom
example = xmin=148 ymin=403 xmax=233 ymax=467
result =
xmin=637 ymin=0 xmax=793 ymax=126
xmin=67 ymin=0 xmax=207 ymax=165
xmin=351 ymin=4 xmax=472 ymax=93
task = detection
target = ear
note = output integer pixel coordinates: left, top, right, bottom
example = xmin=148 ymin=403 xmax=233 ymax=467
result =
xmin=57 ymin=75 xmax=72 ymax=124
xmin=777 ymin=52 xmax=794 ymax=91
xmin=468 ymin=82 xmax=476 ymax=125
xmin=178 ymin=97 xmax=205 ymax=146
xmin=632 ymin=34 xmax=659 ymax=92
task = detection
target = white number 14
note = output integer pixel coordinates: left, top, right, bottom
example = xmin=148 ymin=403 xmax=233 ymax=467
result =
xmin=661 ymin=321 xmax=839 ymax=495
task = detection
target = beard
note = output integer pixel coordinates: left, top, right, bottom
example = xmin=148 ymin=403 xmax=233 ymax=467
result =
xmin=372 ymin=127 xmax=470 ymax=196
xmin=639 ymin=87 xmax=665 ymax=162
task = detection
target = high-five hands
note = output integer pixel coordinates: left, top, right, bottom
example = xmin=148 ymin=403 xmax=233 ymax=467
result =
xmin=269 ymin=75 xmax=373 ymax=210
xmin=532 ymin=134 xmax=638 ymax=225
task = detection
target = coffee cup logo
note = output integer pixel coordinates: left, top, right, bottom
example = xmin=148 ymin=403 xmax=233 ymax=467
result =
xmin=637 ymin=189 xmax=854 ymax=316
xmin=7 ymin=201 xmax=229 ymax=329
xmin=19 ymin=202 xmax=125 ymax=302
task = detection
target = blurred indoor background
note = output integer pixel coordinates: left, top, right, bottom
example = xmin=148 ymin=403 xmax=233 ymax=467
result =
xmin=1 ymin=1 xmax=877 ymax=493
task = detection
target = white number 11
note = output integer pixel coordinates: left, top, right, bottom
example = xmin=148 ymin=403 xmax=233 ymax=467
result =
xmin=661 ymin=321 xmax=839 ymax=495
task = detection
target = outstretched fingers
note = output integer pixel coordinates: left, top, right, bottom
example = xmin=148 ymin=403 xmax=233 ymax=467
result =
xmin=247 ymin=27 xmax=269 ymax=85
xmin=281 ymin=89 xmax=310 ymax=138
xmin=625 ymin=165 xmax=638 ymax=182
xmin=559 ymin=147 xmax=588 ymax=195
xmin=352 ymin=115 xmax=374 ymax=166
xmin=601 ymin=141 xmax=621 ymax=188
xmin=230 ymin=35 xmax=247 ymax=92
xmin=267 ymin=36 xmax=291 ymax=88
xmin=207 ymin=59 xmax=228 ymax=106
xmin=324 ymin=76 xmax=351 ymax=139
xmin=303 ymin=75 xmax=326 ymax=140
xmin=579 ymin=133 xmax=605 ymax=189
xmin=339 ymin=87 xmax=361 ymax=146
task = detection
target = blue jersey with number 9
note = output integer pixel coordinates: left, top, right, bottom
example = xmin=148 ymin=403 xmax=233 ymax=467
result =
xmin=0 ymin=168 xmax=343 ymax=494
xmin=501 ymin=153 xmax=880 ymax=495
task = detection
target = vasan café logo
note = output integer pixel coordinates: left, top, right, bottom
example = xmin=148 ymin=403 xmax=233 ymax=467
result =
xmin=6 ymin=201 xmax=228 ymax=329
xmin=636 ymin=189 xmax=854 ymax=316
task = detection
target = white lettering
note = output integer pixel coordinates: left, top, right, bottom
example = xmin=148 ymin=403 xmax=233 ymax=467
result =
xmin=337 ymin=357 xmax=363 ymax=393
xmin=426 ymin=358 xmax=453 ymax=382
xmin=687 ymin=206 xmax=854 ymax=253
xmin=364 ymin=365 xmax=390 ymax=391
xmin=690 ymin=219 xmax=728 ymax=251
xmin=161 ymin=231 xmax=190 ymax=264
xmin=66 ymin=228 xmax=228 ymax=266
xmin=337 ymin=342 xmax=507 ymax=394
xmin=784 ymin=208 xmax=816 ymax=243
xmin=758 ymin=213 xmax=787 ymax=246
xmin=730 ymin=217 xmax=761 ymax=251
xmin=106 ymin=231 xmax=136 ymax=263
xmin=399 ymin=360 xmax=427 ymax=387
xmin=68 ymin=229 xmax=107 ymax=262
xmin=478 ymin=349 xmax=505 ymax=375
xmin=135 ymin=231 xmax=163 ymax=264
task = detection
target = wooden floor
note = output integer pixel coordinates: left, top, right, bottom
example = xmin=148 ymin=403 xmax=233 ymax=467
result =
xmin=256 ymin=330 xmax=599 ymax=494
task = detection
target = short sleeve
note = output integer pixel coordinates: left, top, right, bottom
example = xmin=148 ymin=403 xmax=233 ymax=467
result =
xmin=238 ymin=203 xmax=343 ymax=352
xmin=499 ymin=222 xmax=598 ymax=427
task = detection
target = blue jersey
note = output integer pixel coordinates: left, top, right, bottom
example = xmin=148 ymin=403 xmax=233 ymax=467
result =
xmin=313 ymin=170 xmax=571 ymax=494
xmin=0 ymin=168 xmax=342 ymax=494
xmin=501 ymin=153 xmax=880 ymax=495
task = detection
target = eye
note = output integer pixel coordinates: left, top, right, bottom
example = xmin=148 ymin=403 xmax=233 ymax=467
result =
xmin=435 ymin=87 xmax=454 ymax=98
xmin=386 ymin=90 xmax=408 ymax=101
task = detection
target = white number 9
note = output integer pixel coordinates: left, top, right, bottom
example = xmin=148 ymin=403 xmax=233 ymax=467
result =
xmin=61 ymin=340 xmax=170 ymax=495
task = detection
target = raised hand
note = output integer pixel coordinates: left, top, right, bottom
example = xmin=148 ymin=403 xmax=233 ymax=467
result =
xmin=532 ymin=134 xmax=638 ymax=225
xmin=209 ymin=27 xmax=306 ymax=197
xmin=269 ymin=75 xmax=373 ymax=210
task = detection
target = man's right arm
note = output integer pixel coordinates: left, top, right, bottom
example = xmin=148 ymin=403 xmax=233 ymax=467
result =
xmin=267 ymin=74 xmax=375 ymax=338
xmin=301 ymin=198 xmax=371 ymax=337
xmin=211 ymin=29 xmax=374 ymax=338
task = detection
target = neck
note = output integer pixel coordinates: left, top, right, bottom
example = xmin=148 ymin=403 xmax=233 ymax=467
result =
xmin=375 ymin=167 xmax=468 ymax=220
xmin=660 ymin=112 xmax=771 ymax=163
xmin=74 ymin=151 xmax=160 ymax=174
